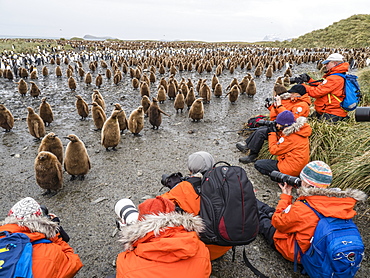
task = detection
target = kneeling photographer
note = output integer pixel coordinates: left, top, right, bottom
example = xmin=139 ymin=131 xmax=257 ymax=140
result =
xmin=237 ymin=84 xmax=311 ymax=164
xmin=254 ymin=110 xmax=312 ymax=177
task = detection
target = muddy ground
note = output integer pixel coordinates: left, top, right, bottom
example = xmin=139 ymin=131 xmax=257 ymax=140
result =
xmin=0 ymin=56 xmax=369 ymax=278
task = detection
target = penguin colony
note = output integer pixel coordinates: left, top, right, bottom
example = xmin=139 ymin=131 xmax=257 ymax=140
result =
xmin=1 ymin=39 xmax=368 ymax=197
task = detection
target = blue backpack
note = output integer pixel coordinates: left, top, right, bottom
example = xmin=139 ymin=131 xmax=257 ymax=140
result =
xmin=0 ymin=231 xmax=51 ymax=278
xmin=295 ymin=201 xmax=364 ymax=278
xmin=331 ymin=73 xmax=361 ymax=111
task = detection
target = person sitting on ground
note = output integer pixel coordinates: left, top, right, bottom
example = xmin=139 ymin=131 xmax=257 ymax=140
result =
xmin=254 ymin=110 xmax=311 ymax=177
xmin=237 ymin=84 xmax=310 ymax=164
xmin=256 ymin=161 xmax=367 ymax=264
xmin=161 ymin=151 xmax=232 ymax=260
xmin=292 ymin=53 xmax=350 ymax=122
xmin=0 ymin=197 xmax=83 ymax=278
xmin=115 ymin=196 xmax=211 ymax=278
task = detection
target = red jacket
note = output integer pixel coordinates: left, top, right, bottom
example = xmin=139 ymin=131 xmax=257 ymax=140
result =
xmin=161 ymin=180 xmax=232 ymax=260
xmin=303 ymin=62 xmax=349 ymax=117
xmin=0 ymin=222 xmax=83 ymax=278
xmin=271 ymin=187 xmax=366 ymax=262
xmin=268 ymin=117 xmax=311 ymax=176
xmin=268 ymin=93 xmax=311 ymax=121
xmin=116 ymin=212 xmax=211 ymax=278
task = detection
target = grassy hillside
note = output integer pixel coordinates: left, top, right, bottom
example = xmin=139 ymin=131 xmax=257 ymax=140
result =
xmin=279 ymin=14 xmax=370 ymax=48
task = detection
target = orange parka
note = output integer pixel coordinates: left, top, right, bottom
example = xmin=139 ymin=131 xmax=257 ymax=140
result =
xmin=161 ymin=179 xmax=232 ymax=260
xmin=303 ymin=62 xmax=349 ymax=117
xmin=268 ymin=117 xmax=311 ymax=176
xmin=271 ymin=186 xmax=366 ymax=263
xmin=268 ymin=92 xmax=311 ymax=121
xmin=116 ymin=212 xmax=211 ymax=278
xmin=0 ymin=221 xmax=83 ymax=278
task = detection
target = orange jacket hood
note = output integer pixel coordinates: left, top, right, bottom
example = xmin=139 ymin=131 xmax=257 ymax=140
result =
xmin=118 ymin=212 xmax=205 ymax=262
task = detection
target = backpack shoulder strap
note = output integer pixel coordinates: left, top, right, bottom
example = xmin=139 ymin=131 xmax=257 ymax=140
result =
xmin=185 ymin=176 xmax=202 ymax=195
xmin=32 ymin=238 xmax=52 ymax=245
xmin=300 ymin=200 xmax=323 ymax=219
xmin=328 ymin=73 xmax=346 ymax=102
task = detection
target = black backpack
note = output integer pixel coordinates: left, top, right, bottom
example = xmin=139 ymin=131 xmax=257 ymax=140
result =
xmin=189 ymin=162 xmax=268 ymax=278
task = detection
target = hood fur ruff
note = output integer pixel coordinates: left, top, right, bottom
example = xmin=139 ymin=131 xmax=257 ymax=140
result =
xmin=298 ymin=186 xmax=367 ymax=202
xmin=1 ymin=215 xmax=59 ymax=239
xmin=282 ymin=116 xmax=307 ymax=136
xmin=119 ymin=212 xmax=204 ymax=251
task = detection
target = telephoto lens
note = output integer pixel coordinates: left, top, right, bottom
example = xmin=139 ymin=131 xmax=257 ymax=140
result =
xmin=115 ymin=199 xmax=139 ymax=225
xmin=270 ymin=171 xmax=301 ymax=188
xmin=355 ymin=107 xmax=370 ymax=122
xmin=257 ymin=120 xmax=276 ymax=127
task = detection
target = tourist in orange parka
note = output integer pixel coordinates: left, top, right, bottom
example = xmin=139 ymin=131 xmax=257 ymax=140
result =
xmin=0 ymin=197 xmax=83 ymax=278
xmin=115 ymin=196 xmax=211 ymax=278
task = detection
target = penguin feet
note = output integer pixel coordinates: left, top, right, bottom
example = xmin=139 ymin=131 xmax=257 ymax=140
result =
xmin=70 ymin=175 xmax=77 ymax=181
xmin=133 ymin=133 xmax=142 ymax=137
xmin=78 ymin=175 xmax=85 ymax=181
xmin=106 ymin=148 xmax=111 ymax=152
xmin=112 ymin=147 xmax=118 ymax=151
xmin=42 ymin=189 xmax=51 ymax=196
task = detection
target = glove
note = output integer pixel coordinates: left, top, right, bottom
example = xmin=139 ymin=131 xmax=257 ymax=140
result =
xmin=267 ymin=123 xmax=277 ymax=133
xmin=299 ymin=73 xmax=311 ymax=83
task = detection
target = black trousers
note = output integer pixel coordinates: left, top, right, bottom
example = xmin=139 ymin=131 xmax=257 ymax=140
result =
xmin=310 ymin=111 xmax=349 ymax=123
xmin=245 ymin=126 xmax=269 ymax=155
xmin=257 ymin=199 xmax=276 ymax=249
xmin=254 ymin=159 xmax=279 ymax=176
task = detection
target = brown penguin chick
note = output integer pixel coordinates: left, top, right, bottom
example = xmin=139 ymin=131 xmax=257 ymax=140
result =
xmin=180 ymin=83 xmax=189 ymax=98
xmin=0 ymin=104 xmax=14 ymax=132
xmin=55 ymin=66 xmax=62 ymax=77
xmin=17 ymin=78 xmax=28 ymax=96
xmin=68 ymin=76 xmax=77 ymax=91
xmin=66 ymin=68 xmax=73 ymax=79
xmin=274 ymin=83 xmax=287 ymax=96
xmin=213 ymin=83 xmax=223 ymax=98
xmin=211 ymin=74 xmax=219 ymax=91
xmin=215 ymin=64 xmax=223 ymax=76
xmin=85 ymin=72 xmax=92 ymax=85
xmin=29 ymin=81 xmax=41 ymax=98
xmin=75 ymin=95 xmax=89 ymax=120
xmin=30 ymin=70 xmax=38 ymax=79
xmin=95 ymin=74 xmax=103 ymax=88
xmin=167 ymin=80 xmax=176 ymax=100
xmin=159 ymin=64 xmax=166 ymax=74
xmin=174 ymin=90 xmax=185 ymax=113
xmin=39 ymin=97 xmax=54 ymax=126
xmin=283 ymin=75 xmax=291 ymax=87
xmin=239 ymin=76 xmax=250 ymax=94
xmin=196 ymin=78 xmax=205 ymax=93
xmin=226 ymin=78 xmax=238 ymax=91
xmin=19 ymin=67 xmax=29 ymax=79
xmin=128 ymin=106 xmax=144 ymax=136
xmin=34 ymin=151 xmax=63 ymax=196
xmin=78 ymin=67 xmax=85 ymax=80
xmin=64 ymin=134 xmax=91 ymax=181
xmin=199 ymin=83 xmax=211 ymax=104
xmin=226 ymin=84 xmax=240 ymax=104
xmin=187 ymin=78 xmax=194 ymax=89
xmin=106 ymin=68 xmax=112 ymax=80
xmin=141 ymin=95 xmax=151 ymax=116
xmin=101 ymin=110 xmax=122 ymax=151
xmin=148 ymin=97 xmax=170 ymax=130
xmin=140 ymin=81 xmax=150 ymax=97
xmin=157 ymin=85 xmax=167 ymax=103
xmin=265 ymin=65 xmax=274 ymax=79
xmin=113 ymin=73 xmax=121 ymax=85
xmin=26 ymin=107 xmax=46 ymax=141
xmin=284 ymin=67 xmax=293 ymax=77
xmin=91 ymin=102 xmax=107 ymax=131
xmin=113 ymin=103 xmax=128 ymax=134
xmin=185 ymin=87 xmax=196 ymax=109
xmin=149 ymin=71 xmax=156 ymax=83
xmin=188 ymin=98 xmax=204 ymax=122
xmin=254 ymin=65 xmax=262 ymax=78
xmin=42 ymin=66 xmax=48 ymax=76
xmin=246 ymin=78 xmax=257 ymax=97
xmin=92 ymin=90 xmax=106 ymax=111
xmin=38 ymin=132 xmax=64 ymax=165
xmin=275 ymin=76 xmax=283 ymax=86
xmin=132 ymin=77 xmax=140 ymax=89
xmin=159 ymin=77 xmax=168 ymax=92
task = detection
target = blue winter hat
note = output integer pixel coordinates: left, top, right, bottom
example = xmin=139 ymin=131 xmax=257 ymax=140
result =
xmin=276 ymin=110 xmax=295 ymax=126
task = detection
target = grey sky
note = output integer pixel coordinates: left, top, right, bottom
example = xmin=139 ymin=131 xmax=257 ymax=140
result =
xmin=1 ymin=0 xmax=369 ymax=42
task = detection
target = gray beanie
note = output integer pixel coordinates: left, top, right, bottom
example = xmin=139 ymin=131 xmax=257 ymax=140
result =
xmin=187 ymin=151 xmax=215 ymax=174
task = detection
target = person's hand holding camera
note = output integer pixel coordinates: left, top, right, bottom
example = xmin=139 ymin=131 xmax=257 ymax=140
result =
xmin=278 ymin=182 xmax=293 ymax=196
xmin=274 ymin=95 xmax=282 ymax=107
xmin=267 ymin=123 xmax=277 ymax=133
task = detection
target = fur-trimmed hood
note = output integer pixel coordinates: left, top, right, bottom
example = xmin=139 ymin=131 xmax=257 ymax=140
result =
xmin=298 ymin=186 xmax=367 ymax=201
xmin=0 ymin=215 xmax=59 ymax=239
xmin=282 ymin=116 xmax=311 ymax=137
xmin=119 ymin=212 xmax=204 ymax=252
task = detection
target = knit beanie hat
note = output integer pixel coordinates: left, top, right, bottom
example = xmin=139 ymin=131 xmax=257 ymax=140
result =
xmin=138 ymin=196 xmax=175 ymax=218
xmin=288 ymin=84 xmax=307 ymax=96
xmin=276 ymin=110 xmax=295 ymax=126
xmin=187 ymin=151 xmax=215 ymax=174
xmin=8 ymin=197 xmax=43 ymax=220
xmin=300 ymin=161 xmax=332 ymax=188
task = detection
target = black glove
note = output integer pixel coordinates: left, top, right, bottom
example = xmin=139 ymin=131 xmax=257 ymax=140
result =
xmin=267 ymin=123 xmax=277 ymax=133
xmin=299 ymin=73 xmax=311 ymax=83
xmin=51 ymin=217 xmax=70 ymax=243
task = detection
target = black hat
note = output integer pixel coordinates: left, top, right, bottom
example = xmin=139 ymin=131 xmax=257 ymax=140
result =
xmin=288 ymin=85 xmax=306 ymax=96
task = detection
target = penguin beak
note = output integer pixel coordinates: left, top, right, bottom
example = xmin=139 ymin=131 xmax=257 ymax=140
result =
xmin=63 ymin=136 xmax=71 ymax=140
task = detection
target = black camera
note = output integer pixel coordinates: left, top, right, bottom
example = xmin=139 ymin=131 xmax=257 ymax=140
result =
xmin=265 ymin=97 xmax=274 ymax=108
xmin=257 ymin=119 xmax=276 ymax=128
xmin=161 ymin=172 xmax=184 ymax=189
xmin=270 ymin=171 xmax=301 ymax=188
xmin=355 ymin=107 xmax=370 ymax=122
